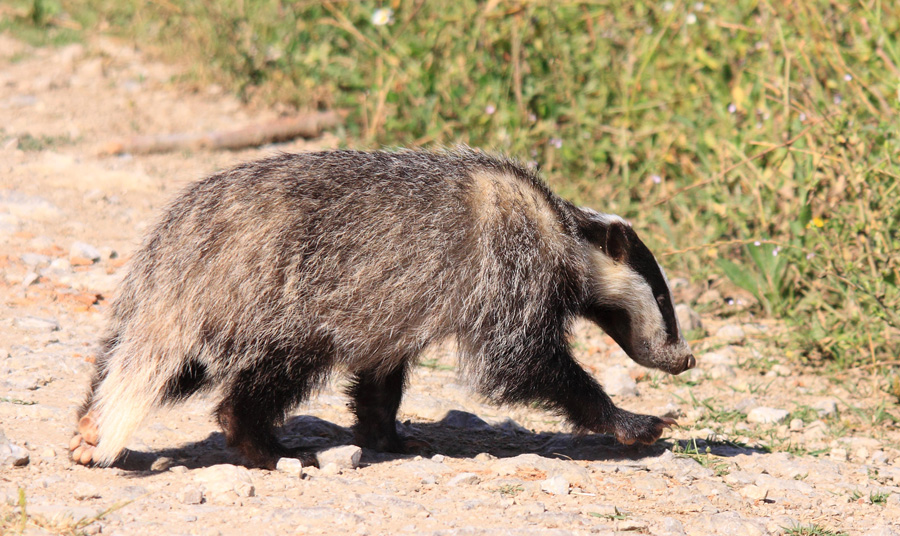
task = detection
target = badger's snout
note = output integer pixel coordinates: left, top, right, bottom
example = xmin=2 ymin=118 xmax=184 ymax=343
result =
xmin=672 ymin=354 xmax=696 ymax=375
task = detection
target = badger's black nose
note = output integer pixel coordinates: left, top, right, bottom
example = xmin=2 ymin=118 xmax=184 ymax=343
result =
xmin=671 ymin=354 xmax=696 ymax=375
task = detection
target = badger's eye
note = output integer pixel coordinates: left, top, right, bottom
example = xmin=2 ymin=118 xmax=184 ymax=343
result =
xmin=656 ymin=295 xmax=666 ymax=305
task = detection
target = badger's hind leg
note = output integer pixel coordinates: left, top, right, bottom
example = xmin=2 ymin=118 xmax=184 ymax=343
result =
xmin=347 ymin=359 xmax=429 ymax=454
xmin=215 ymin=342 xmax=332 ymax=469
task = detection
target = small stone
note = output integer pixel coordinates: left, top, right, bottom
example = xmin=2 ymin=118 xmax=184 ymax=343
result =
xmin=321 ymin=462 xmax=341 ymax=475
xmin=747 ymin=407 xmax=789 ymax=424
xmin=855 ymin=447 xmax=870 ymax=462
xmin=830 ymin=448 xmax=848 ymax=461
xmin=767 ymin=364 xmax=792 ymax=377
xmin=814 ymin=399 xmax=838 ymax=418
xmin=675 ymin=304 xmax=703 ymax=332
xmin=0 ymin=440 xmax=30 ymax=467
xmin=170 ymin=465 xmax=189 ymax=474
xmin=871 ymin=450 xmax=889 ymax=466
xmin=41 ymin=447 xmax=56 ymax=458
xmin=420 ymin=475 xmax=436 ymax=485
xmin=73 ymin=482 xmax=101 ymax=500
xmin=276 ymin=457 xmax=304 ymax=476
xmin=619 ymin=520 xmax=649 ymax=532
xmin=603 ymin=365 xmax=638 ymax=397
xmin=739 ymin=485 xmax=768 ymax=501
xmin=176 ymin=485 xmax=204 ymax=505
xmin=708 ymin=363 xmax=736 ymax=379
xmin=194 ymin=464 xmax=255 ymax=499
xmin=656 ymin=516 xmax=686 ymax=536
xmin=526 ymin=502 xmax=547 ymax=515
xmin=789 ymin=418 xmax=804 ymax=431
xmin=441 ymin=410 xmax=491 ymax=430
xmin=447 ymin=473 xmax=480 ymax=486
xmin=715 ymin=324 xmax=745 ymax=341
xmin=316 ymin=445 xmax=362 ymax=470
xmin=540 ymin=475 xmax=569 ymax=496
xmin=69 ymin=241 xmax=101 ymax=263
xmin=13 ymin=315 xmax=60 ymax=332
xmin=474 ymin=452 xmax=496 ymax=462
xmin=431 ymin=454 xmax=445 ymax=463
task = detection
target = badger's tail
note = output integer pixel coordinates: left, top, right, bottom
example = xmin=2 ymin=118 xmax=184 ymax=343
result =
xmin=87 ymin=344 xmax=175 ymax=466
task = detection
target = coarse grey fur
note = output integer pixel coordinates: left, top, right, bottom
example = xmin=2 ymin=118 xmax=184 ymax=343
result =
xmin=72 ymin=148 xmax=694 ymax=468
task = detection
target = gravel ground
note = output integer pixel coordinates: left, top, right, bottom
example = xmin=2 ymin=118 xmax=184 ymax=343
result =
xmin=2 ymin=34 xmax=900 ymax=536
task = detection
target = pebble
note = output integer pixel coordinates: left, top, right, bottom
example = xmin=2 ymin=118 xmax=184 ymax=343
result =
xmin=446 ymin=473 xmax=480 ymax=486
xmin=746 ymin=407 xmax=790 ymax=424
xmin=13 ymin=315 xmax=60 ymax=332
xmin=540 ymin=475 xmax=569 ymax=496
xmin=316 ymin=445 xmax=362 ymax=470
xmin=789 ymin=418 xmax=804 ymax=431
xmin=193 ymin=464 xmax=256 ymax=499
xmin=814 ymin=399 xmax=839 ymax=418
xmin=602 ymin=364 xmax=638 ymax=397
xmin=176 ymin=485 xmax=204 ymax=505
xmin=675 ymin=304 xmax=703 ymax=332
xmin=0 ymin=438 xmax=30 ymax=467
xmin=715 ymin=324 xmax=746 ymax=341
xmin=276 ymin=457 xmax=304 ymax=476
xmin=69 ymin=241 xmax=101 ymax=263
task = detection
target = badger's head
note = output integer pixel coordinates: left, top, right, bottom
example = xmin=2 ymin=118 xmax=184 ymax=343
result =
xmin=575 ymin=208 xmax=695 ymax=375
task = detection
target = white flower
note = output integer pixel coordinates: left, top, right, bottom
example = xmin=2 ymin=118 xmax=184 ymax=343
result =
xmin=799 ymin=112 xmax=807 ymax=122
xmin=686 ymin=13 xmax=697 ymax=24
xmin=844 ymin=74 xmax=852 ymax=81
xmin=662 ymin=1 xmax=674 ymax=11
xmin=651 ymin=174 xmax=662 ymax=184
xmin=372 ymin=8 xmax=393 ymax=26
xmin=754 ymin=241 xmax=761 ymax=246
xmin=772 ymin=247 xmax=781 ymax=257
xmin=728 ymin=103 xmax=737 ymax=114
xmin=485 ymin=104 xmax=496 ymax=115
xmin=549 ymin=137 xmax=563 ymax=149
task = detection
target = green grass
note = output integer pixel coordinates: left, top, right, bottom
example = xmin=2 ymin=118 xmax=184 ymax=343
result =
xmin=11 ymin=0 xmax=900 ymax=366
xmin=784 ymin=525 xmax=847 ymax=536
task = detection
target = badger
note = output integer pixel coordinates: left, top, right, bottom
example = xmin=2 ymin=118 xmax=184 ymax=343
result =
xmin=69 ymin=148 xmax=695 ymax=469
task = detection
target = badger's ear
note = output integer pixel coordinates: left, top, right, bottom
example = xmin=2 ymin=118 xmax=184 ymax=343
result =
xmin=604 ymin=220 xmax=630 ymax=263
xmin=573 ymin=206 xmax=631 ymax=264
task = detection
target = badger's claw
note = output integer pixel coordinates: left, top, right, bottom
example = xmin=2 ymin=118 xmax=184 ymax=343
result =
xmin=613 ymin=412 xmax=677 ymax=446
xmin=69 ymin=412 xmax=99 ymax=465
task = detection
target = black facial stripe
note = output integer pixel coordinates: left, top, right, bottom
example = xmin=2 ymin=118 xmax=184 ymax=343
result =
xmin=622 ymin=228 xmax=680 ymax=343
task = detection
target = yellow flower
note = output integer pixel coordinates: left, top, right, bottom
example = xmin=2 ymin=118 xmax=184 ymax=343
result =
xmin=806 ymin=217 xmax=825 ymax=229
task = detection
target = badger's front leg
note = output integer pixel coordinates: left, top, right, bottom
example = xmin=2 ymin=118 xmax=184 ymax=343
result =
xmin=482 ymin=342 xmax=674 ymax=445
xmin=554 ymin=352 xmax=675 ymax=444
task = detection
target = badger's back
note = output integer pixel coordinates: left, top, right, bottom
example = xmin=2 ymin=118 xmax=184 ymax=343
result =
xmin=110 ymin=150 xmax=586 ymax=375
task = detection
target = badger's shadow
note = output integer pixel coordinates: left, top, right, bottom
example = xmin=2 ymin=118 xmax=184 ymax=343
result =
xmin=112 ymin=410 xmax=767 ymax=473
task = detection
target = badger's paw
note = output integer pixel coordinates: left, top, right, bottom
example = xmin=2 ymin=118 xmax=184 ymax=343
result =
xmin=69 ymin=413 xmax=99 ymax=465
xmin=612 ymin=411 xmax=677 ymax=446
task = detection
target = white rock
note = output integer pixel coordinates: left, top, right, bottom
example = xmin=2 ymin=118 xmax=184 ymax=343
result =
xmin=603 ymin=365 xmax=638 ymax=397
xmin=276 ymin=457 xmax=304 ymax=476
xmin=675 ymin=304 xmax=703 ymax=332
xmin=176 ymin=485 xmax=204 ymax=505
xmin=0 ymin=440 xmax=29 ymax=467
xmin=13 ymin=315 xmax=60 ymax=332
xmin=321 ymin=462 xmax=341 ymax=475
xmin=715 ymin=324 xmax=745 ymax=341
xmin=746 ymin=407 xmax=789 ymax=424
xmin=194 ymin=464 xmax=255 ymax=498
xmin=316 ymin=445 xmax=362 ymax=470
xmin=708 ymin=363 xmax=736 ymax=379
xmin=69 ymin=241 xmax=101 ymax=262
xmin=739 ymin=485 xmax=768 ymax=501
xmin=73 ymin=482 xmax=101 ymax=500
xmin=814 ymin=399 xmax=838 ymax=418
xmin=540 ymin=475 xmax=569 ymax=496
xmin=789 ymin=419 xmax=804 ymax=431
xmin=447 ymin=473 xmax=480 ymax=486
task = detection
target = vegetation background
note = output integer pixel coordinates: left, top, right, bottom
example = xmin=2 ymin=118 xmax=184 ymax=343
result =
xmin=4 ymin=0 xmax=899 ymax=368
